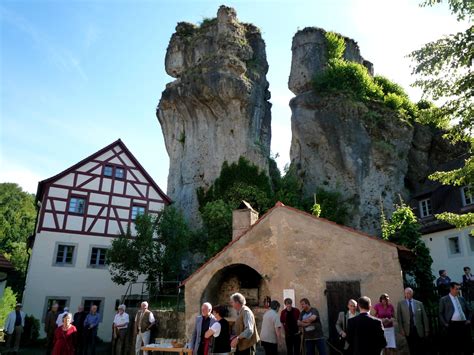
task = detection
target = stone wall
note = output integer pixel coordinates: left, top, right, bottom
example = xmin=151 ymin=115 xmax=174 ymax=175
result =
xmin=123 ymin=309 xmax=185 ymax=354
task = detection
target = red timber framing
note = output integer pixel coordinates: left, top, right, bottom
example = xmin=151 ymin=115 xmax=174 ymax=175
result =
xmin=36 ymin=139 xmax=171 ymax=238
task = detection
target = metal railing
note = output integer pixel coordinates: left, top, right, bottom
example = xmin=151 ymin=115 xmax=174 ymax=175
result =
xmin=121 ymin=280 xmax=184 ymax=311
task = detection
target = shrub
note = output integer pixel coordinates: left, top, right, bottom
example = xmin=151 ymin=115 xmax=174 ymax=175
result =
xmin=374 ymin=75 xmax=409 ymax=98
xmin=313 ymin=59 xmax=384 ymax=102
xmin=0 ymin=287 xmax=17 ymax=326
xmin=384 ymin=92 xmax=405 ymax=110
xmin=326 ymin=31 xmax=345 ymax=60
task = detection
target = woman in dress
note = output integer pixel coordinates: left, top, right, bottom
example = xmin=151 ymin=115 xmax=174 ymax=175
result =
xmin=53 ymin=312 xmax=77 ymax=355
xmin=335 ymin=299 xmax=359 ymax=354
xmin=204 ymin=305 xmax=231 ymax=355
xmin=373 ymin=293 xmax=396 ymax=355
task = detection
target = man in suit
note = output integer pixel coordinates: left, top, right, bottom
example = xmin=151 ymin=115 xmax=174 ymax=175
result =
xmin=439 ymin=282 xmax=472 ymax=354
xmin=347 ymin=296 xmax=386 ymax=355
xmin=190 ymin=302 xmax=216 ymax=355
xmin=397 ymin=287 xmax=429 ymax=355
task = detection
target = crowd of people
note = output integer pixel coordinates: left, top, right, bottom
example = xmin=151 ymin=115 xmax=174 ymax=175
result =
xmin=190 ymin=283 xmax=472 ymax=355
xmin=1 ymin=267 xmax=472 ymax=355
xmin=1 ymin=300 xmax=156 ymax=355
xmin=436 ymin=267 xmax=474 ymax=301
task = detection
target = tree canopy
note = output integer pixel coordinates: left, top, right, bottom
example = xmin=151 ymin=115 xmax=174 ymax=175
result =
xmin=106 ymin=206 xmax=190 ymax=285
xmin=409 ymin=0 xmax=473 ymax=229
xmin=381 ymin=202 xmax=435 ymax=298
xmin=0 ymin=183 xmax=36 ymax=293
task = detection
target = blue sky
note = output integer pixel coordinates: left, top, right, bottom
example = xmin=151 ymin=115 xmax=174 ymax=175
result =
xmin=0 ymin=0 xmax=463 ymax=193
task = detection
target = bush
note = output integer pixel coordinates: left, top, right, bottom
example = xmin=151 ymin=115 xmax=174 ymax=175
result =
xmin=313 ymin=32 xmax=422 ymax=122
xmin=0 ymin=287 xmax=17 ymax=326
xmin=326 ymin=31 xmax=345 ymax=60
xmin=384 ymin=92 xmax=405 ymax=110
xmin=374 ymin=75 xmax=409 ymax=98
xmin=313 ymin=59 xmax=384 ymax=102
xmin=23 ymin=315 xmax=40 ymax=345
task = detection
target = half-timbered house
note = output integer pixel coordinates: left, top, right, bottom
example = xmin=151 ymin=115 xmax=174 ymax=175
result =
xmin=22 ymin=139 xmax=170 ymax=340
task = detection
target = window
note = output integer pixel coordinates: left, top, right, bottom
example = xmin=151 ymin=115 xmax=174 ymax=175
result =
xmin=115 ymin=167 xmax=125 ymax=179
xmin=83 ymin=299 xmax=103 ymax=314
xmin=461 ymin=186 xmax=473 ymax=206
xmin=69 ymin=197 xmax=85 ymax=214
xmin=419 ymin=198 xmax=432 ymax=218
xmin=43 ymin=297 xmax=70 ymax=321
xmin=103 ymin=165 xmax=113 ymax=177
xmin=131 ymin=205 xmax=146 ymax=220
xmin=89 ymin=247 xmax=107 ymax=267
xmin=469 ymin=235 xmax=474 ymax=253
xmin=448 ymin=236 xmax=461 ymax=255
xmin=55 ymin=244 xmax=75 ymax=265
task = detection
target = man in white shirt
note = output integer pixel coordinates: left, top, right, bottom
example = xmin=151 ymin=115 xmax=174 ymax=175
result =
xmin=135 ymin=301 xmax=156 ymax=355
xmin=439 ymin=282 xmax=472 ymax=354
xmin=113 ymin=304 xmax=129 ymax=355
xmin=260 ymin=300 xmax=282 ymax=355
xmin=4 ymin=303 xmax=26 ymax=353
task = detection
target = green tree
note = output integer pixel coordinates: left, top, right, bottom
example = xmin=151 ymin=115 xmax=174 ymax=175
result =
xmin=156 ymin=206 xmax=190 ymax=280
xmin=0 ymin=183 xmax=36 ymax=294
xmin=0 ymin=287 xmax=17 ymax=326
xmin=201 ymin=200 xmax=233 ymax=257
xmin=107 ymin=207 xmax=191 ymax=285
xmin=409 ymin=0 xmax=473 ymax=229
xmin=381 ymin=202 xmax=435 ymax=297
xmin=106 ymin=214 xmax=162 ymax=285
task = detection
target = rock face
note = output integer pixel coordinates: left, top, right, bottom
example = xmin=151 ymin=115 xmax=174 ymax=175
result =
xmin=289 ymin=27 xmax=373 ymax=95
xmin=290 ymin=91 xmax=414 ymax=235
xmin=288 ymin=27 xmax=463 ymax=235
xmin=157 ymin=6 xmax=271 ymax=227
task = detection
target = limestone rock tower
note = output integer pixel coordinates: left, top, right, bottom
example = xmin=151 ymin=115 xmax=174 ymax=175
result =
xmin=157 ymin=6 xmax=271 ymax=228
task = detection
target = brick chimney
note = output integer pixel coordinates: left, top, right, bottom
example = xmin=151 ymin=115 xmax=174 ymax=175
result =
xmin=232 ymin=201 xmax=259 ymax=240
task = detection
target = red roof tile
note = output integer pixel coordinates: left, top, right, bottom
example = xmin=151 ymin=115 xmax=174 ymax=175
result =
xmin=0 ymin=254 xmax=13 ymax=270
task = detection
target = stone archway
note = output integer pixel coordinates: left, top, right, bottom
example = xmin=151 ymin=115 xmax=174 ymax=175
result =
xmin=200 ymin=263 xmax=271 ymax=313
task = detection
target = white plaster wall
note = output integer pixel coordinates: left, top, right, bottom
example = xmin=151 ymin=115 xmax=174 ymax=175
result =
xmin=22 ymin=231 xmax=129 ymax=340
xmin=422 ymin=225 xmax=474 ymax=283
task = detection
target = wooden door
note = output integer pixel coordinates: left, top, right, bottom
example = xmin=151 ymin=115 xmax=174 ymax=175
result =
xmin=325 ymin=281 xmax=361 ymax=342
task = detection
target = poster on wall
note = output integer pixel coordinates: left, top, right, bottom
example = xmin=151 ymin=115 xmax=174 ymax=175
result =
xmin=283 ymin=289 xmax=295 ymax=306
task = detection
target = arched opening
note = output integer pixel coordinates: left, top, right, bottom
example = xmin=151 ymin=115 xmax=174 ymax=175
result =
xmin=201 ymin=263 xmax=270 ymax=310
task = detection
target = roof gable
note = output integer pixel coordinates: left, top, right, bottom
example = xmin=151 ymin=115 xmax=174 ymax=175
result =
xmin=181 ymin=202 xmax=408 ymax=285
xmin=36 ymin=139 xmax=171 ymax=204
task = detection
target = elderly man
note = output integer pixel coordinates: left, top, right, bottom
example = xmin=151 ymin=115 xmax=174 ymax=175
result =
xmin=397 ymin=287 xmax=429 ymax=355
xmin=190 ymin=302 xmax=216 ymax=355
xmin=439 ymin=282 xmax=472 ymax=354
xmin=230 ymin=293 xmax=259 ymax=355
xmin=4 ymin=303 xmax=25 ymax=354
xmin=84 ymin=305 xmax=101 ymax=355
xmin=135 ymin=301 xmax=155 ymax=355
xmin=113 ymin=304 xmax=129 ymax=355
xmin=44 ymin=302 xmax=59 ymax=355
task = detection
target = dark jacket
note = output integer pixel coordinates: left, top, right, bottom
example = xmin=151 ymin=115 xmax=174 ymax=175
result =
xmin=439 ymin=294 xmax=472 ymax=328
xmin=347 ymin=312 xmax=386 ymax=355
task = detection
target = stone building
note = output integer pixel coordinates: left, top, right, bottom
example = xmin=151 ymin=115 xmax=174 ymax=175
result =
xmin=181 ymin=202 xmax=408 ymax=342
